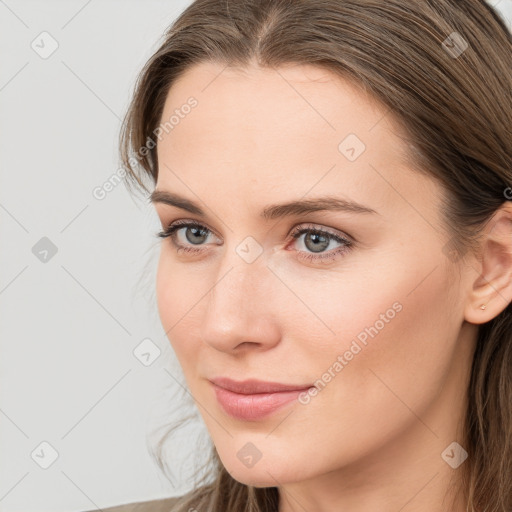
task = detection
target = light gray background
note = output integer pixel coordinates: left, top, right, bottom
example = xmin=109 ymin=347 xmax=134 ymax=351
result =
xmin=1 ymin=1 xmax=511 ymax=511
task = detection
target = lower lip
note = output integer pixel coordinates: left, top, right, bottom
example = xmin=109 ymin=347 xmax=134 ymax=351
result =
xmin=211 ymin=383 xmax=312 ymax=421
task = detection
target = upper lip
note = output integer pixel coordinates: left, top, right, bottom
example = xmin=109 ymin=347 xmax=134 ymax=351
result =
xmin=209 ymin=377 xmax=312 ymax=394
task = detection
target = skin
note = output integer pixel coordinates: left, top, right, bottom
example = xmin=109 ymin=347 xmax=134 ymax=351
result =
xmin=152 ymin=61 xmax=512 ymax=512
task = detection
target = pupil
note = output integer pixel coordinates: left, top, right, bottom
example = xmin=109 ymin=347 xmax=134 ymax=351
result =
xmin=305 ymin=232 xmax=329 ymax=253
xmin=186 ymin=227 xmax=207 ymax=244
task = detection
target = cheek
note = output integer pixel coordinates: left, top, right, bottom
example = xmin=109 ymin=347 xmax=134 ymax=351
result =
xmin=156 ymin=249 xmax=202 ymax=364
xmin=294 ymin=252 xmax=459 ymax=429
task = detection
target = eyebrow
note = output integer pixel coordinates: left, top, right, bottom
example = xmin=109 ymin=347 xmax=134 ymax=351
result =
xmin=149 ymin=190 xmax=379 ymax=220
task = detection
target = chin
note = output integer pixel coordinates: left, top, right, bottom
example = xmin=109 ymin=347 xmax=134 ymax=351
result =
xmin=227 ymin=467 xmax=280 ymax=487
xmin=220 ymin=454 xmax=303 ymax=487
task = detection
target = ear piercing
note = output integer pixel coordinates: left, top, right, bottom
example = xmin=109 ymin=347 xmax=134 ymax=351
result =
xmin=480 ymin=304 xmax=487 ymax=310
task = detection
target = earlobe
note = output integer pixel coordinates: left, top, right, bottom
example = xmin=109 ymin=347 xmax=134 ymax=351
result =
xmin=464 ymin=202 xmax=512 ymax=325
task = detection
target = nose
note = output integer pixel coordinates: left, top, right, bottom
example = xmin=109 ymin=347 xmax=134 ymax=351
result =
xmin=199 ymin=255 xmax=281 ymax=353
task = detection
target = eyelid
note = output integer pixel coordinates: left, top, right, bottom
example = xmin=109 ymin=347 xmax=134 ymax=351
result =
xmin=158 ymin=219 xmax=352 ymax=243
xmin=288 ymin=222 xmax=354 ymax=243
xmin=158 ymin=218 xmax=221 ymax=240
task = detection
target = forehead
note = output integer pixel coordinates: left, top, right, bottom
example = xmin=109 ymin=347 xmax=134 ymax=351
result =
xmin=158 ymin=61 xmax=406 ymax=152
xmin=155 ymin=61 xmax=439 ymax=225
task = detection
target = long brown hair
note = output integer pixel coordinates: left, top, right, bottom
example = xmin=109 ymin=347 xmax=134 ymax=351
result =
xmin=119 ymin=1 xmax=512 ymax=510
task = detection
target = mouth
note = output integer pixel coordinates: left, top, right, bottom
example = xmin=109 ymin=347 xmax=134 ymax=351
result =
xmin=209 ymin=377 xmax=314 ymax=421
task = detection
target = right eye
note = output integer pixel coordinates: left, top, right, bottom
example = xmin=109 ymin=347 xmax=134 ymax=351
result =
xmin=156 ymin=220 xmax=217 ymax=255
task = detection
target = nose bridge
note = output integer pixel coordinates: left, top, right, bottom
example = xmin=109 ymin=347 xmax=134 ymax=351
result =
xmin=200 ymin=248 xmax=280 ymax=351
xmin=215 ymin=232 xmax=271 ymax=304
xmin=209 ymin=252 xmax=266 ymax=324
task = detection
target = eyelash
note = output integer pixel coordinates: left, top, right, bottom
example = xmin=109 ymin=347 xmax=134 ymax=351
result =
xmin=156 ymin=220 xmax=354 ymax=263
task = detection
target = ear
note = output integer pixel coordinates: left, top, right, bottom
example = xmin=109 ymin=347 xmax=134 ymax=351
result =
xmin=464 ymin=202 xmax=512 ymax=325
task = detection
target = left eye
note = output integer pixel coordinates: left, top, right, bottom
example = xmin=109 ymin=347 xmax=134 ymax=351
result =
xmin=156 ymin=221 xmax=354 ymax=262
xmin=288 ymin=223 xmax=353 ymax=262
xmin=291 ymin=226 xmax=352 ymax=260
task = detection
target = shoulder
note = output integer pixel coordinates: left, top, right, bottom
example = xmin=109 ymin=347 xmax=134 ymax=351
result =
xmin=82 ymin=496 xmax=182 ymax=512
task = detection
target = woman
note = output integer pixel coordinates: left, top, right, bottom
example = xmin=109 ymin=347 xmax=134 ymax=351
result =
xmin=96 ymin=0 xmax=512 ymax=510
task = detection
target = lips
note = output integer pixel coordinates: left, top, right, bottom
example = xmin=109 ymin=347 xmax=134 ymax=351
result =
xmin=209 ymin=377 xmax=314 ymax=421
xmin=209 ymin=377 xmax=312 ymax=394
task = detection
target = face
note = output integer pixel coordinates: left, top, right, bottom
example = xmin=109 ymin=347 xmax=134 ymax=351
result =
xmin=153 ymin=61 xmax=474 ymax=488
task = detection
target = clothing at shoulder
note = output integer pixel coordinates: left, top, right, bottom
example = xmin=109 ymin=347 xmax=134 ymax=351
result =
xmin=83 ymin=496 xmax=182 ymax=512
